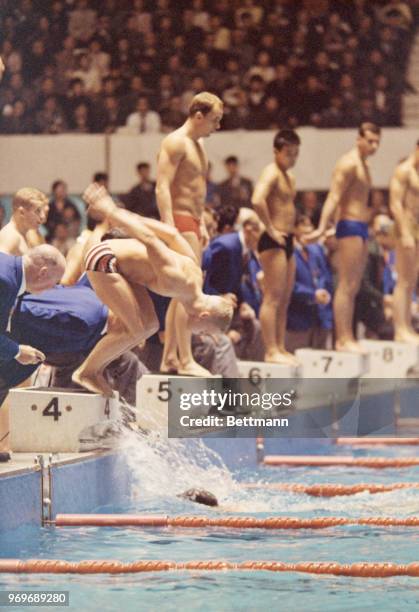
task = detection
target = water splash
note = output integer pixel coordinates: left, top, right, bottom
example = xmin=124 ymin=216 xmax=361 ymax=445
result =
xmin=114 ymin=401 xmax=419 ymax=516
xmin=121 ymin=427 xmax=237 ymax=505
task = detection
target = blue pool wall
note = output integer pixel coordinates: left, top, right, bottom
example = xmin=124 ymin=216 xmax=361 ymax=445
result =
xmin=0 ymin=384 xmax=416 ymax=532
xmin=0 ymin=453 xmax=132 ymax=533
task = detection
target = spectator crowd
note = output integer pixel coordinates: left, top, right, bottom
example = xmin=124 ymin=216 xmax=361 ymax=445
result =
xmin=0 ymin=0 xmax=417 ymax=134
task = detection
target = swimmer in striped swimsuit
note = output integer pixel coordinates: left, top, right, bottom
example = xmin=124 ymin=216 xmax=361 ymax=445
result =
xmin=71 ymin=183 xmax=233 ymax=395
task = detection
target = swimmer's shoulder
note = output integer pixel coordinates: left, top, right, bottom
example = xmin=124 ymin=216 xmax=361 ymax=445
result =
xmin=161 ymin=129 xmax=188 ymax=156
xmin=394 ymin=157 xmax=412 ymax=180
xmin=258 ymin=162 xmax=279 ymax=183
xmin=335 ymin=150 xmax=358 ymax=175
xmin=0 ymin=225 xmax=24 ymax=255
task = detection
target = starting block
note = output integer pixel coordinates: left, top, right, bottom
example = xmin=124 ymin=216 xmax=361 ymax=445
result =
xmin=237 ymin=361 xmax=299 ymax=381
xmin=9 ymin=387 xmax=119 ymax=453
xmin=360 ymin=340 xmax=419 ymax=378
xmin=136 ymin=374 xmax=222 ymax=433
xmin=295 ymin=349 xmax=369 ymax=378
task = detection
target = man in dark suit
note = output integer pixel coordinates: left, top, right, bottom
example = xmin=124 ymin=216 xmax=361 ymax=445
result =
xmin=354 ymin=214 xmax=395 ymax=340
xmin=0 ymin=245 xmax=66 ymax=459
xmin=203 ymin=214 xmax=264 ymax=360
xmin=217 ymin=156 xmax=254 ymax=211
xmin=203 ymin=215 xmax=261 ymax=298
xmin=123 ymin=162 xmax=160 ymax=219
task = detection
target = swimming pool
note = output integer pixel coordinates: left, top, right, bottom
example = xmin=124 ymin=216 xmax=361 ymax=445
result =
xmin=1 ymin=434 xmax=418 ymax=612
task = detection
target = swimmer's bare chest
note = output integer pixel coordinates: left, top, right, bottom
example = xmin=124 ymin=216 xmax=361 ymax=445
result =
xmin=267 ymin=173 xmax=296 ymax=231
xmin=340 ymin=160 xmax=371 ymax=221
xmin=172 ymin=140 xmax=208 ymax=215
xmin=405 ymin=166 xmax=419 ymax=218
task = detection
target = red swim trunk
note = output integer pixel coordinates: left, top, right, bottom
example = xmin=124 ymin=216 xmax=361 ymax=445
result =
xmin=173 ymin=213 xmax=201 ymax=239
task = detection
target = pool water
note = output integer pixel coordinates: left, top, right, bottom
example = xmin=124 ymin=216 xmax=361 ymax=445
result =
xmin=1 ymin=435 xmax=419 ymax=612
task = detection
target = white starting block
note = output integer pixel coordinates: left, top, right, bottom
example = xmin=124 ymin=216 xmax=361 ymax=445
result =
xmin=360 ymin=340 xmax=419 ymax=378
xmin=9 ymin=387 xmax=119 ymax=453
xmin=136 ymin=374 xmax=222 ymax=433
xmin=295 ymin=349 xmax=369 ymax=378
xmin=237 ymin=360 xmax=299 ymax=381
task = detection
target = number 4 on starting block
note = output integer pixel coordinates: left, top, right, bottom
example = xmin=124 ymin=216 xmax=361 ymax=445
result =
xmin=9 ymin=387 xmax=119 ymax=452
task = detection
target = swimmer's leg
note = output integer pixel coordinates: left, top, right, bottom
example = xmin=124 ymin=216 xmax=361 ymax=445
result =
xmin=162 ymin=230 xmax=211 ymax=377
xmin=160 ymin=298 xmax=179 ymax=373
xmin=276 ymin=254 xmax=300 ymax=364
xmin=259 ymin=248 xmax=298 ymax=365
xmin=393 ymin=240 xmax=419 ymax=343
xmin=73 ymin=272 xmax=158 ymax=396
xmin=334 ymin=236 xmax=368 ymax=352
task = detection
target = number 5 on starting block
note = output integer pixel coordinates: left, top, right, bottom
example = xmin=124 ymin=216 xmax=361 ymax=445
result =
xmin=136 ymin=374 xmax=222 ymax=434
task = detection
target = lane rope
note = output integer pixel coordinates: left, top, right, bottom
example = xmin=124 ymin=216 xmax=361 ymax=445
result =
xmin=334 ymin=438 xmax=419 ymax=446
xmin=263 ymin=455 xmax=419 ymax=468
xmin=55 ymin=514 xmax=419 ymax=529
xmin=241 ymin=482 xmax=419 ymax=496
xmin=1 ymin=559 xmax=419 ymax=577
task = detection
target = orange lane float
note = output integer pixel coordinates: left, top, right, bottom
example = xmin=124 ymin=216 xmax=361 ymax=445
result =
xmin=242 ymin=482 xmax=419 ymax=497
xmin=335 ymin=438 xmax=419 ymax=446
xmin=263 ymin=455 xmax=419 ymax=468
xmin=55 ymin=514 xmax=419 ymax=529
xmin=1 ymin=559 xmax=419 ymax=577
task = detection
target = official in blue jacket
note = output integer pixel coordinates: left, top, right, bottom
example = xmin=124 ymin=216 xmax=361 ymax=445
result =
xmin=286 ymin=215 xmax=333 ymax=352
xmin=0 ymin=247 xmax=65 ymax=364
xmin=0 ymin=246 xmax=65 ymax=460
xmin=202 ymin=215 xmax=265 ymax=361
xmin=1 ymin=276 xmax=107 ymax=394
xmin=203 ymin=216 xmax=262 ymax=303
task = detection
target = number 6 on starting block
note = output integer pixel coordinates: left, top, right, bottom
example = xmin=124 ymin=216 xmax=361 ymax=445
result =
xmin=237 ymin=361 xmax=299 ymax=385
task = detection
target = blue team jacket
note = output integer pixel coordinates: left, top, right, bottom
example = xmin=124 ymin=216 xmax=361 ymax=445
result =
xmin=287 ymin=243 xmax=333 ymax=331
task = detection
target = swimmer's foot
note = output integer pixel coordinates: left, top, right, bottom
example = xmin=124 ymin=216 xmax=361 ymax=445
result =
xmin=177 ymin=361 xmax=212 ymax=377
xmin=159 ymin=359 xmax=179 ymax=374
xmin=335 ymin=340 xmax=368 ymax=355
xmin=72 ymin=369 xmax=114 ymax=397
xmin=265 ymin=351 xmax=300 ymax=367
xmin=395 ymin=330 xmax=419 ymax=344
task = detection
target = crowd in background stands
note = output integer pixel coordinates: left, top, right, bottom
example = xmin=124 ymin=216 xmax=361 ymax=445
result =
xmin=0 ymin=0 xmax=417 ymax=134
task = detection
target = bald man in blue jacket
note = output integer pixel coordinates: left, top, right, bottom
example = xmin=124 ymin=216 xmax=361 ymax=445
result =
xmin=0 ymin=246 xmax=65 ymax=459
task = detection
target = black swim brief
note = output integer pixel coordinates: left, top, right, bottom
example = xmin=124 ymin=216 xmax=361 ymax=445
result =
xmin=257 ymin=231 xmax=294 ymax=260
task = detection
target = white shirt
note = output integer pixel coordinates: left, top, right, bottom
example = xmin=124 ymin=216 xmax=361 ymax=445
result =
xmin=238 ymin=230 xmax=249 ymax=258
xmin=18 ymin=260 xmax=26 ymax=296
xmin=7 ymin=260 xmax=25 ymax=334
xmin=126 ymin=110 xmax=161 ymax=133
